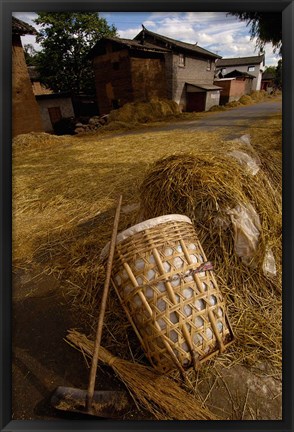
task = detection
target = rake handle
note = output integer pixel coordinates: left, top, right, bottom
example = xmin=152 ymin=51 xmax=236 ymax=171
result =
xmin=86 ymin=195 xmax=122 ymax=411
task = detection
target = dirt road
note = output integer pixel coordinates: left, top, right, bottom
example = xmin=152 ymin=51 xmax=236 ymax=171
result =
xmin=118 ymin=99 xmax=282 ymax=138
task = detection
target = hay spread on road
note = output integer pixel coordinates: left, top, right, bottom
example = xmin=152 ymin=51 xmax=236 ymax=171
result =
xmin=12 ymin=107 xmax=282 ymax=418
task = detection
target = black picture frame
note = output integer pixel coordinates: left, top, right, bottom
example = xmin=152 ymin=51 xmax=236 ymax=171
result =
xmin=1 ymin=1 xmax=293 ymax=431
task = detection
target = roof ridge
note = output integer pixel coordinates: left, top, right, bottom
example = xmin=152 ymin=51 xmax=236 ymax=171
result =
xmin=134 ymin=27 xmax=221 ymax=59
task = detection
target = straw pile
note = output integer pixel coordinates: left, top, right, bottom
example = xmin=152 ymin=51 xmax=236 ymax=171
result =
xmin=12 ymin=111 xmax=282 ymax=418
xmin=139 ymin=137 xmax=282 ymax=372
xmin=108 ymin=99 xmax=181 ymax=124
xmin=238 ymin=95 xmax=253 ymax=105
xmin=12 ymin=131 xmax=67 ymax=151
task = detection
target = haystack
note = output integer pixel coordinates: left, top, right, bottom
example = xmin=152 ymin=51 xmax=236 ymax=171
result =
xmin=138 ymin=137 xmax=282 ymax=372
xmin=238 ymin=95 xmax=253 ymax=105
xmin=108 ymin=99 xmax=181 ymax=124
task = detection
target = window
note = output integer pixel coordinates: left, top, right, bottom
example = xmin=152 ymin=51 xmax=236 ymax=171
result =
xmin=207 ymin=60 xmax=212 ymax=71
xmin=178 ymin=53 xmax=185 ymax=67
xmin=248 ymin=66 xmax=255 ymax=72
xmin=222 ymin=68 xmax=227 ymax=74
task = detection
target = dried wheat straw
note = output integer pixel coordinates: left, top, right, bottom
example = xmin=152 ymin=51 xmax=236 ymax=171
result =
xmin=66 ymin=329 xmax=221 ymax=420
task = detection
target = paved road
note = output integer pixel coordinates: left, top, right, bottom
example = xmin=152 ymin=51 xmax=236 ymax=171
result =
xmin=118 ymin=99 xmax=282 ymax=138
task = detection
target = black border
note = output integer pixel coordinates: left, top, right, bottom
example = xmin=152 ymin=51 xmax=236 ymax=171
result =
xmin=1 ymin=1 xmax=293 ymax=431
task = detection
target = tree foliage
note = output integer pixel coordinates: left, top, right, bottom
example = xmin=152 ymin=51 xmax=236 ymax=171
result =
xmin=228 ymin=12 xmax=282 ymax=55
xmin=34 ymin=12 xmax=117 ymax=94
xmin=23 ymin=44 xmax=39 ymax=66
xmin=264 ymin=62 xmax=282 ymax=90
xmin=274 ymin=59 xmax=282 ymax=89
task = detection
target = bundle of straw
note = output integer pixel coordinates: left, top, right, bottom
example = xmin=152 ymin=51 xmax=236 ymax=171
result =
xmin=138 ymin=147 xmax=282 ymax=371
xmin=66 ymin=329 xmax=220 ymax=421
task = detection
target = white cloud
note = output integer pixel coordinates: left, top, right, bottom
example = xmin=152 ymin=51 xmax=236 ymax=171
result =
xmin=13 ymin=11 xmax=280 ymax=67
xmin=117 ymin=27 xmax=142 ymax=39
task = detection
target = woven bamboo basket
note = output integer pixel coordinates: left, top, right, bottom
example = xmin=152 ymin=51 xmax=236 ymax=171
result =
xmin=101 ymin=215 xmax=234 ymax=375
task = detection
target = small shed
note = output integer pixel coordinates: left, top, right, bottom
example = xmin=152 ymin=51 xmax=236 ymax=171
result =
xmin=36 ymin=93 xmax=75 ymax=132
xmin=214 ymin=70 xmax=254 ymax=105
xmin=185 ymin=83 xmax=222 ymax=112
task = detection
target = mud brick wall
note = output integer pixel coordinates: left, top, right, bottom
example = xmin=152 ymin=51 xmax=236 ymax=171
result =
xmin=93 ymin=47 xmax=167 ymax=114
xmin=12 ymin=36 xmax=43 ymax=137
xmin=130 ymin=56 xmax=167 ymax=102
xmin=93 ymin=48 xmax=133 ymax=115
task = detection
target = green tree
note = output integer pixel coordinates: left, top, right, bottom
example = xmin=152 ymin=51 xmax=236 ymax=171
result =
xmin=228 ymin=12 xmax=282 ymax=55
xmin=264 ymin=66 xmax=276 ymax=75
xmin=34 ymin=12 xmax=117 ymax=94
xmin=274 ymin=59 xmax=282 ymax=89
xmin=23 ymin=43 xmax=39 ymax=66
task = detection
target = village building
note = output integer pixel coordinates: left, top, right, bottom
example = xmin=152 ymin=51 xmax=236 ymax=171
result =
xmin=215 ymin=55 xmax=265 ymax=92
xmin=28 ymin=66 xmax=53 ymax=96
xmin=28 ymin=66 xmax=75 ymax=132
xmin=214 ymin=70 xmax=255 ymax=105
xmin=12 ymin=17 xmax=43 ymax=137
xmin=89 ymin=27 xmax=222 ymax=114
xmin=261 ymin=69 xmax=276 ymax=93
xmin=34 ymin=93 xmax=75 ymax=133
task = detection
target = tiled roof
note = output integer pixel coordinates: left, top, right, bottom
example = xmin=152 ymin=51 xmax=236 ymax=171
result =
xmin=12 ymin=16 xmax=37 ymax=35
xmin=107 ymin=36 xmax=169 ymax=52
xmin=224 ymin=69 xmax=256 ymax=79
xmin=262 ymin=70 xmax=275 ymax=80
xmin=186 ymin=83 xmax=223 ymax=91
xmin=88 ymin=36 xmax=169 ymax=58
xmin=216 ymin=55 xmax=265 ymax=67
xmin=134 ymin=28 xmax=221 ymax=59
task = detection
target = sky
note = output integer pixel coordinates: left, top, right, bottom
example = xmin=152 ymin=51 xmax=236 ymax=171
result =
xmin=12 ymin=11 xmax=281 ymax=67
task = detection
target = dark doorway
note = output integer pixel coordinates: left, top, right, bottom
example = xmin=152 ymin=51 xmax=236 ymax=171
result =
xmin=186 ymin=92 xmax=206 ymax=112
xmin=48 ymin=106 xmax=62 ymax=126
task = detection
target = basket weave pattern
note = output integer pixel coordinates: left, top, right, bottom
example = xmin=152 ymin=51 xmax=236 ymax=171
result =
xmin=111 ymin=220 xmax=234 ymax=373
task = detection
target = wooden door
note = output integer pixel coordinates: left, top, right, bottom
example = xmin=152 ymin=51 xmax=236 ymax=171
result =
xmin=48 ymin=106 xmax=62 ymax=126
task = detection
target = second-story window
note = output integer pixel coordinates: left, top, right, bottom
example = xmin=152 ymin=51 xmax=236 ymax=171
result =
xmin=178 ymin=53 xmax=185 ymax=67
xmin=248 ymin=66 xmax=255 ymax=72
xmin=207 ymin=60 xmax=212 ymax=71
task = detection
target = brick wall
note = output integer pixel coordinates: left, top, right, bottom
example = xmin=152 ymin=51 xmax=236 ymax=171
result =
xmin=168 ymin=53 xmax=217 ymax=111
xmin=12 ymin=36 xmax=43 ymax=137
xmin=215 ymin=79 xmax=248 ymax=104
xmin=218 ymin=63 xmax=263 ymax=91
